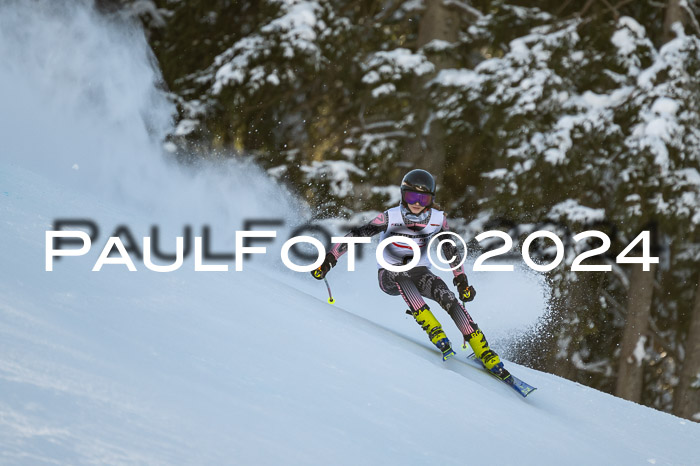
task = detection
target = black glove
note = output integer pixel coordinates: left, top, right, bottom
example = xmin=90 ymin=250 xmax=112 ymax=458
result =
xmin=453 ymin=274 xmax=476 ymax=302
xmin=311 ymin=253 xmax=337 ymax=280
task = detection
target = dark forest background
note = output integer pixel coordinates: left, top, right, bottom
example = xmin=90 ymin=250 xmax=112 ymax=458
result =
xmin=100 ymin=0 xmax=700 ymax=421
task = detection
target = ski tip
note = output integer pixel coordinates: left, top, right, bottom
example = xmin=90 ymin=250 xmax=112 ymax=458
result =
xmin=465 ymin=352 xmax=538 ymax=397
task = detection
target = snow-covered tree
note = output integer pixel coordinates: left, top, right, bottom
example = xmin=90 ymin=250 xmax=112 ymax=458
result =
xmin=431 ymin=11 xmax=700 ymax=415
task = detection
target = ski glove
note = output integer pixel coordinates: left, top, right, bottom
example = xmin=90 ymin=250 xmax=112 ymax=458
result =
xmin=453 ymin=274 xmax=476 ymax=302
xmin=311 ymin=253 xmax=337 ymax=280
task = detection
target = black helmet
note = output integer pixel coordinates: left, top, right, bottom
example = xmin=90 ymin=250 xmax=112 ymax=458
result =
xmin=401 ymin=169 xmax=436 ymax=195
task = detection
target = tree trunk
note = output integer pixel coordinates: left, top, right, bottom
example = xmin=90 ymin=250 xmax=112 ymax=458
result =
xmin=663 ymin=0 xmax=685 ymax=44
xmin=417 ymin=0 xmax=459 ymax=59
xmin=549 ymin=274 xmax=587 ymax=381
xmin=616 ymin=263 xmax=657 ymax=403
xmin=673 ymin=280 xmax=700 ymax=421
xmin=404 ymin=0 xmax=460 ymax=179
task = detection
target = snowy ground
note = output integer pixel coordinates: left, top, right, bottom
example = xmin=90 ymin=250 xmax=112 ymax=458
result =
xmin=2 ymin=163 xmax=699 ymax=465
xmin=1 ymin=2 xmax=699 ymax=465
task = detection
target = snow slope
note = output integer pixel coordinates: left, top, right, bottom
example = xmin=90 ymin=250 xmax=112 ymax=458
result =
xmin=2 ymin=163 xmax=699 ymax=466
xmin=1 ymin=2 xmax=699 ymax=465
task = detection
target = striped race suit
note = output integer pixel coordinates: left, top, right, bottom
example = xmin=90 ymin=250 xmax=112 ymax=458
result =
xmin=330 ymin=205 xmax=478 ymax=337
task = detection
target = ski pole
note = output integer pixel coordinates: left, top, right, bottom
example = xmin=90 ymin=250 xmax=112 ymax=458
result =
xmin=323 ymin=277 xmax=335 ymax=304
xmin=459 ymin=297 xmax=469 ymax=349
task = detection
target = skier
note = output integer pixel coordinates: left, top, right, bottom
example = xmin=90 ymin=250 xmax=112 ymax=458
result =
xmin=311 ymin=169 xmax=508 ymax=378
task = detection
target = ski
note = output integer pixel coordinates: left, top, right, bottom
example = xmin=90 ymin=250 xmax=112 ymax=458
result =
xmin=464 ymin=353 xmax=537 ymax=398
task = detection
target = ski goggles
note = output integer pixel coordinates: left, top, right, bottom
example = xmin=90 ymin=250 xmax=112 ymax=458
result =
xmin=403 ymin=190 xmax=433 ymax=207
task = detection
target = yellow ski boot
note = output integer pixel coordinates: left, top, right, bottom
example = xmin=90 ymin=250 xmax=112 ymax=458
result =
xmin=408 ymin=305 xmax=456 ymax=361
xmin=465 ymin=329 xmax=509 ymax=378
